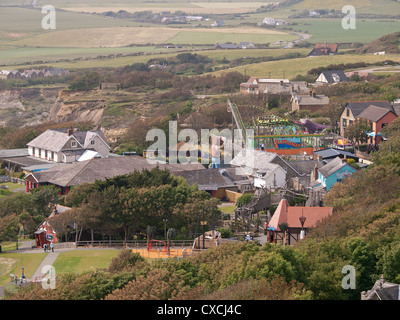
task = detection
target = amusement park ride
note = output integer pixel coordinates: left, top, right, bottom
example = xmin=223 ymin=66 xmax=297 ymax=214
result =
xmin=227 ymin=100 xmax=328 ymax=155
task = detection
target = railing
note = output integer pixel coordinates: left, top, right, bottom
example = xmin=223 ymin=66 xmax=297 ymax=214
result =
xmin=76 ymin=240 xmax=194 ymax=248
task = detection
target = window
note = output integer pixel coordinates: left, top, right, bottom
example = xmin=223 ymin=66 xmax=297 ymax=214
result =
xmin=71 ymin=141 xmax=77 ymax=147
xmin=346 ymin=108 xmax=350 ymax=117
xmin=343 ymin=118 xmax=347 ymax=130
xmin=91 ymin=140 xmax=95 ymax=145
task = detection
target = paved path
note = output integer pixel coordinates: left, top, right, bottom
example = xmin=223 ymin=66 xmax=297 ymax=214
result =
xmin=30 ymin=252 xmax=60 ymax=282
xmin=0 ymin=246 xmax=119 ymax=298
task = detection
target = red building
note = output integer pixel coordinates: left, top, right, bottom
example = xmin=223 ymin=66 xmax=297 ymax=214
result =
xmin=34 ymin=205 xmax=71 ymax=247
xmin=267 ymin=199 xmax=332 ymax=244
xmin=356 ymin=105 xmax=398 ymax=145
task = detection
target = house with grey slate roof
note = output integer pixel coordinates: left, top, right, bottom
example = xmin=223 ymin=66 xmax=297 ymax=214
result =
xmin=291 ymin=91 xmax=330 ymax=113
xmin=316 ymin=70 xmax=349 ymax=84
xmin=24 ymin=156 xmax=206 ymax=195
xmin=313 ymin=148 xmax=359 ymax=162
xmin=26 ymin=128 xmax=111 ymax=163
xmin=311 ymin=157 xmax=357 ymax=190
xmin=362 ymin=275 xmax=400 ymax=300
xmin=340 ymin=100 xmax=395 ymax=136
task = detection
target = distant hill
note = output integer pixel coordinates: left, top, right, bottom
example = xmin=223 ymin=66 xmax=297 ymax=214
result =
xmin=357 ymin=32 xmax=400 ymax=54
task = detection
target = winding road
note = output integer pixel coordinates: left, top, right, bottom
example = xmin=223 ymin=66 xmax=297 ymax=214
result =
xmin=284 ymin=31 xmax=311 ymax=48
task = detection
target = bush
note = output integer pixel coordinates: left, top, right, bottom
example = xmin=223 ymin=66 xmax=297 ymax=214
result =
xmin=236 ymin=193 xmax=253 ymax=207
xmin=217 ymin=227 xmax=234 ymax=238
xmin=108 ymin=249 xmax=145 ymax=273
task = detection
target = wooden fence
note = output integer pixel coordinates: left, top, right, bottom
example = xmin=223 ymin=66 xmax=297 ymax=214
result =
xmin=76 ymin=239 xmax=194 ymax=249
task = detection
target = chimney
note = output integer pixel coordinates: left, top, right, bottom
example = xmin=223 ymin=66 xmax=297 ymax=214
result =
xmin=309 ymin=90 xmax=313 ymax=96
xmin=67 ymin=129 xmax=72 ymax=136
xmin=312 ymin=92 xmax=316 ymax=98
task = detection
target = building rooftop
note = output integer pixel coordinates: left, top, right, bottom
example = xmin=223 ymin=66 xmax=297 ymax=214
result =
xmin=318 ymin=157 xmax=353 ymax=178
xmin=0 ymin=148 xmax=29 ymax=159
xmin=26 ymin=129 xmax=110 ymax=153
xmin=268 ymin=199 xmax=332 ymax=231
xmin=345 ymin=101 xmax=393 ymax=118
xmin=357 ymin=105 xmax=394 ymax=122
xmin=27 ymin=156 xmax=206 ymax=187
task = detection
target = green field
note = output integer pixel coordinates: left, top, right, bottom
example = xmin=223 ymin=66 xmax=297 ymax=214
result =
xmin=167 ymin=30 xmax=296 ymax=45
xmin=288 ymin=19 xmax=400 ymax=44
xmin=212 ymin=52 xmax=400 ymax=79
xmin=0 ymin=252 xmax=46 ymax=287
xmin=52 ymin=249 xmax=120 ymax=274
xmin=0 ymin=1 xmax=400 ymax=72
xmin=0 ymin=48 xmax=310 ymax=70
xmin=0 ymin=0 xmax=400 ymax=68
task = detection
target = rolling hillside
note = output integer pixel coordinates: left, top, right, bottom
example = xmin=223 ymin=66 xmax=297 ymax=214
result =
xmin=357 ymin=31 xmax=400 ymax=54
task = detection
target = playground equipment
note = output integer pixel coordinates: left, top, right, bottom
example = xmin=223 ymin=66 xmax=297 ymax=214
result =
xmin=147 ymin=239 xmax=168 ymax=253
xmin=131 ymin=239 xmax=193 ymax=259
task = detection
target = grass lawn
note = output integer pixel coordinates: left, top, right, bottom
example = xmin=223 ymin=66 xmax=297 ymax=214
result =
xmin=52 ymin=249 xmax=120 ymax=275
xmin=0 ymin=182 xmax=25 ymax=191
xmin=0 ymin=252 xmax=46 ymax=287
xmin=0 ymin=182 xmax=25 ymax=198
xmin=219 ymin=205 xmax=237 ymax=214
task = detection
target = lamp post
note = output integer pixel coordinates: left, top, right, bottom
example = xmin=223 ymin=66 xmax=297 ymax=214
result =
xmin=299 ymin=210 xmax=306 ymax=240
xmin=200 ymin=207 xmax=207 ymax=249
xmin=163 ymin=219 xmax=167 ymax=241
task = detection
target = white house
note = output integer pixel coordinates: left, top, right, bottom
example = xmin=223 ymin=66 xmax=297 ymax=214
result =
xmin=27 ymin=128 xmax=111 ymax=163
xmin=253 ymin=163 xmax=287 ymax=189
xmin=263 ymin=17 xmax=276 ymax=25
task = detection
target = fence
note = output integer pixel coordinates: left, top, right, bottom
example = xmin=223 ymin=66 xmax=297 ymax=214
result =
xmin=76 ymin=240 xmax=194 ymax=249
xmin=76 ymin=239 xmax=196 ymax=259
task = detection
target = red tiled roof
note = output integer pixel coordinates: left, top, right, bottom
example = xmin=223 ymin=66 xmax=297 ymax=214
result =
xmin=269 ymin=199 xmax=332 ymax=231
xmin=315 ymin=43 xmax=338 ymax=52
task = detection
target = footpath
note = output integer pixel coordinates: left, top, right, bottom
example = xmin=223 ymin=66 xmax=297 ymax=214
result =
xmin=0 ymin=244 xmax=120 ymax=298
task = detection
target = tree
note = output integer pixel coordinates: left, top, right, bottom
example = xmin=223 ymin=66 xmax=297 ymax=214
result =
xmin=344 ymin=119 xmax=372 ymax=150
xmin=68 ymin=72 xmax=100 ymax=91
xmin=0 ymin=213 xmax=18 ymax=241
